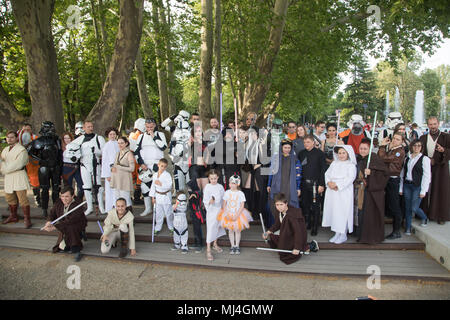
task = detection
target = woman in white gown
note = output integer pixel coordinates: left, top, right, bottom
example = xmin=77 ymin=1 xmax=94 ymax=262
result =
xmin=101 ymin=128 xmax=120 ymax=212
xmin=322 ymin=145 xmax=357 ymax=244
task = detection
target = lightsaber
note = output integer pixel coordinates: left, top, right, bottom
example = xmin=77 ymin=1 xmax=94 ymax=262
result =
xmin=259 ymin=213 xmax=268 ymax=243
xmin=220 ymin=92 xmax=223 ymax=131
xmin=152 ymin=202 xmax=156 ymax=243
xmin=97 ymin=220 xmax=104 ymax=234
xmin=40 ymin=201 xmax=87 ymax=230
xmin=256 ymin=247 xmax=304 ymax=254
xmin=366 ymin=111 xmax=378 ymax=177
xmin=234 ymin=97 xmax=238 ymax=142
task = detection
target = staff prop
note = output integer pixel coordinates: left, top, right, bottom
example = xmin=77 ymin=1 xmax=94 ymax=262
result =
xmin=365 ymin=111 xmax=378 ymax=177
xmin=259 ymin=213 xmax=268 ymax=244
xmin=40 ymin=201 xmax=87 ymax=230
xmin=152 ymin=202 xmax=156 ymax=243
xmin=256 ymin=247 xmax=304 ymax=254
xmin=336 ymin=109 xmax=342 ymax=141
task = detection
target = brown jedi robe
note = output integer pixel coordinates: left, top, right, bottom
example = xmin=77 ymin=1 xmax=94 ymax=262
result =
xmin=268 ymin=205 xmax=308 ymax=265
xmin=48 ymin=198 xmax=87 ymax=251
xmin=420 ymin=131 xmax=450 ymax=222
xmin=356 ymin=153 xmax=389 ymax=244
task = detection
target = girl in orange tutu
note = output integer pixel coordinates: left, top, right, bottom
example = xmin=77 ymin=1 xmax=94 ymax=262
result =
xmin=217 ymin=174 xmax=253 ymax=254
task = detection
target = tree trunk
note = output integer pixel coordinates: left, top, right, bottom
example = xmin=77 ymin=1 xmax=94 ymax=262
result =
xmin=214 ymin=0 xmax=222 ymax=120
xmin=86 ymin=0 xmax=144 ymax=133
xmin=135 ymin=48 xmax=153 ymax=118
xmin=98 ymin=0 xmax=110 ymax=68
xmin=241 ymin=0 xmax=289 ymax=119
xmin=198 ymin=0 xmax=214 ymax=127
xmin=0 ymin=83 xmax=28 ymax=130
xmin=10 ymin=0 xmax=65 ymax=134
xmin=159 ymin=0 xmax=176 ymax=116
xmin=152 ymin=1 xmax=169 ymax=122
xmin=89 ymin=0 xmax=107 ymax=81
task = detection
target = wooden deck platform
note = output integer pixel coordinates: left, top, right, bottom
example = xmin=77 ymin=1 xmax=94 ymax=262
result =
xmin=0 ymin=232 xmax=448 ymax=280
xmin=0 ymin=217 xmax=425 ymax=250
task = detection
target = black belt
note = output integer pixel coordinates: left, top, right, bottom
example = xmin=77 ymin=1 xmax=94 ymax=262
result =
xmin=405 ymin=180 xmax=414 ymax=184
xmin=64 ymin=163 xmax=79 ymax=168
xmin=304 ymin=179 xmax=318 ymax=184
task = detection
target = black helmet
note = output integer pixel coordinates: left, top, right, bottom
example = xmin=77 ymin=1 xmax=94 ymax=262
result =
xmin=39 ymin=121 xmax=56 ymax=136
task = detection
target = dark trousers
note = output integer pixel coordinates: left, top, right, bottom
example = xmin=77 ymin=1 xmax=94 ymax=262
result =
xmin=300 ymin=183 xmax=321 ymax=232
xmin=385 ymin=177 xmax=402 ymax=233
xmin=39 ymin=166 xmax=61 ymax=210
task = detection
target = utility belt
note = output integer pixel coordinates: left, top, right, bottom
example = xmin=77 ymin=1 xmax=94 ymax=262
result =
xmin=303 ymin=179 xmax=319 ymax=186
xmin=404 ymin=180 xmax=414 ymax=185
xmin=63 ymin=163 xmax=79 ymax=168
xmin=156 ymin=190 xmax=170 ymax=195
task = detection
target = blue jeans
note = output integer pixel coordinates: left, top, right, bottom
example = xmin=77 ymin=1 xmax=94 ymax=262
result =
xmin=403 ymin=183 xmax=427 ymax=230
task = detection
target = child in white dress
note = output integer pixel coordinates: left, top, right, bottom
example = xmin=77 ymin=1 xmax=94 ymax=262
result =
xmin=217 ymin=174 xmax=253 ymax=254
xmin=322 ymin=145 xmax=357 ymax=244
xmin=203 ymin=169 xmax=226 ymax=261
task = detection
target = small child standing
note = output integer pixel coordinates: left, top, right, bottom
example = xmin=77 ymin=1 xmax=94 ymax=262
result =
xmin=203 ymin=169 xmax=226 ymax=261
xmin=149 ymin=158 xmax=174 ymax=235
xmin=217 ymin=174 xmax=253 ymax=254
xmin=172 ymin=192 xmax=189 ymax=253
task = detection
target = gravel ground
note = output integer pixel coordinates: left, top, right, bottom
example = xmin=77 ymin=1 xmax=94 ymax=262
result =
xmin=0 ymin=247 xmax=449 ymax=300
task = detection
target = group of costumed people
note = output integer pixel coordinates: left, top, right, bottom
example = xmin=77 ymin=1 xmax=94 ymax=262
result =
xmin=1 ymin=109 xmax=448 ymax=264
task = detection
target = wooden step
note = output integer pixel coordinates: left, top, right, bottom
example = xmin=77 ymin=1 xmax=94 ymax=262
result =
xmin=0 ymin=232 xmax=447 ymax=280
xmin=0 ymin=219 xmax=425 ymax=250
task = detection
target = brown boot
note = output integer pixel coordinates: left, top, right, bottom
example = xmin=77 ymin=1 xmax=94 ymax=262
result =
xmin=23 ymin=205 xmax=32 ymax=229
xmin=2 ymin=205 xmax=19 ymax=224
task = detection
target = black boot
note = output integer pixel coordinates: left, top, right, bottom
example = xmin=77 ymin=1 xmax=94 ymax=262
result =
xmin=72 ymin=246 xmax=82 ymax=262
xmin=133 ymin=186 xmax=143 ymax=205
xmin=119 ymin=230 xmax=129 ymax=258
xmin=42 ymin=209 xmax=48 ymax=218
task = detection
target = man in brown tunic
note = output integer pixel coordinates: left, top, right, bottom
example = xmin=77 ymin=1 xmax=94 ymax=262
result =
xmin=263 ymin=193 xmax=319 ymax=265
xmin=43 ymin=186 xmax=87 ymax=262
xmin=355 ymin=139 xmax=390 ymax=244
xmin=419 ymin=117 xmax=450 ymax=224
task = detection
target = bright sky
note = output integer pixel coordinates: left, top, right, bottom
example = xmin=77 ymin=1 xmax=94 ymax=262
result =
xmin=338 ymin=38 xmax=450 ymax=92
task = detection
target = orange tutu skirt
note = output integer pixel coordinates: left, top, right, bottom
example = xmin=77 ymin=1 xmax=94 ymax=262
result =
xmin=217 ymin=208 xmax=253 ymax=232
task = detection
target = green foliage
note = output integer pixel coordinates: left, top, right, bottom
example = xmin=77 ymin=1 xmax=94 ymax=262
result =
xmin=1 ymin=0 xmax=448 ymax=131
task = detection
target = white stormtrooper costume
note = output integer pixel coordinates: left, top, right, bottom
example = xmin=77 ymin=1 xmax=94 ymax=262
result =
xmin=172 ymin=193 xmax=189 ymax=252
xmin=129 ymin=118 xmax=145 ymax=152
xmin=161 ymin=110 xmax=191 ymax=192
xmin=66 ymin=132 xmax=106 ymax=215
xmin=134 ymin=119 xmax=167 ymax=216
xmin=379 ymin=112 xmax=403 ymax=143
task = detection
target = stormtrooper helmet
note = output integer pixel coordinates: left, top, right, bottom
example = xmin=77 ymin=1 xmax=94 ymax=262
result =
xmin=138 ymin=168 xmax=153 ymax=183
xmin=272 ymin=118 xmax=283 ymax=130
xmin=39 ymin=121 xmax=56 ymax=136
xmin=385 ymin=112 xmax=403 ymax=130
xmin=229 ymin=174 xmax=241 ymax=186
xmin=75 ymin=121 xmax=84 ymax=136
xmin=347 ymin=114 xmax=366 ymax=129
xmin=134 ymin=118 xmax=146 ymax=133
xmin=176 ymin=193 xmax=188 ymax=212
xmin=178 ymin=110 xmax=190 ymax=121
